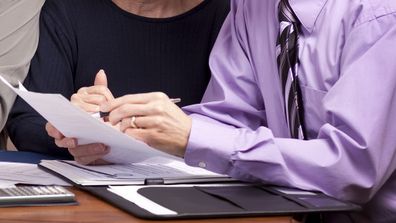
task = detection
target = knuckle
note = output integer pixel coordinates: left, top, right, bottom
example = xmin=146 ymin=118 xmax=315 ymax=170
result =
xmin=120 ymin=122 xmax=129 ymax=132
xmin=55 ymin=140 xmax=63 ymax=148
xmin=118 ymin=105 xmax=130 ymax=116
xmin=51 ymin=130 xmax=62 ymax=140
xmin=77 ymin=87 xmax=87 ymax=94
xmin=92 ymin=95 xmax=106 ymax=105
xmin=153 ymin=116 xmax=163 ymax=126
xmin=98 ymin=95 xmax=107 ymax=103
xmin=70 ymin=93 xmax=79 ymax=101
xmin=153 ymin=92 xmax=168 ymax=100
xmin=152 ymin=103 xmax=165 ymax=114
xmin=143 ymin=133 xmax=156 ymax=147
xmin=45 ymin=123 xmax=52 ymax=134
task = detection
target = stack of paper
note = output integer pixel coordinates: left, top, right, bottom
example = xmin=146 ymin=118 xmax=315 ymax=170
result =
xmin=0 ymin=162 xmax=70 ymax=188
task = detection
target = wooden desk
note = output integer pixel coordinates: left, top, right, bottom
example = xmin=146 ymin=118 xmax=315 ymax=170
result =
xmin=0 ymin=187 xmax=299 ymax=223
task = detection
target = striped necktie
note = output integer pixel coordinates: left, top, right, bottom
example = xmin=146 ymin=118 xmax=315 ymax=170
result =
xmin=276 ymin=0 xmax=306 ymax=139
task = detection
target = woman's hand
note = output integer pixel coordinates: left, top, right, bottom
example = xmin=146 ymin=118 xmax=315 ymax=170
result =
xmin=45 ymin=122 xmax=110 ymax=165
xmin=101 ymin=92 xmax=192 ymax=157
xmin=70 ymin=69 xmax=114 ymax=113
xmin=45 ymin=69 xmax=114 ymax=165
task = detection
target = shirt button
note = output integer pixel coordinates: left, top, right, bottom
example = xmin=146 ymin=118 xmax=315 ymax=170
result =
xmin=198 ymin=161 xmax=207 ymax=168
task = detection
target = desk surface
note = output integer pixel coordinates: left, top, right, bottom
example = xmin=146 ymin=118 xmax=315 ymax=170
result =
xmin=0 ymin=151 xmax=299 ymax=223
xmin=0 ymin=187 xmax=299 ymax=223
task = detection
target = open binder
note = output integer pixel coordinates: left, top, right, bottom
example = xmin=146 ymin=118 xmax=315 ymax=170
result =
xmin=38 ymin=159 xmax=360 ymax=219
xmin=83 ymin=184 xmax=361 ymax=220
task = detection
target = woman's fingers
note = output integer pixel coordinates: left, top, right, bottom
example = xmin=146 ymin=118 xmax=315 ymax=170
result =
xmin=45 ymin=122 xmax=64 ymax=140
xmin=71 ymin=80 xmax=114 ymax=113
xmin=71 ymin=93 xmax=107 ymax=112
xmin=54 ymin=137 xmax=77 ymax=148
xmin=75 ymin=155 xmax=109 ymax=166
xmin=68 ymin=143 xmax=110 ymax=165
xmin=77 ymin=85 xmax=114 ymax=101
xmin=68 ymin=143 xmax=108 ymax=157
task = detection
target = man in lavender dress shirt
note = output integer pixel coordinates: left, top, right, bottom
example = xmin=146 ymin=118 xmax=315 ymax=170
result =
xmin=54 ymin=0 xmax=396 ymax=222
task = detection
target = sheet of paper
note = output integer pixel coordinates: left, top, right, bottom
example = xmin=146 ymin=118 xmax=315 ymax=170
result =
xmin=0 ymin=162 xmax=70 ymax=188
xmin=0 ymin=75 xmax=175 ymax=164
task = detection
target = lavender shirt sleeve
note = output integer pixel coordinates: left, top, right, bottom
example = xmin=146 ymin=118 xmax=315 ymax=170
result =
xmin=183 ymin=0 xmax=396 ymax=207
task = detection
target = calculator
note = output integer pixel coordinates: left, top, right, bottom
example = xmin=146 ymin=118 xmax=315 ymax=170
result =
xmin=0 ymin=185 xmax=76 ymax=206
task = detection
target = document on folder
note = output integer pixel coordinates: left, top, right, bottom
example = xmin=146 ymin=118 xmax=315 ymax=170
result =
xmin=0 ymin=75 xmax=175 ymax=164
xmin=39 ymin=157 xmax=233 ymax=186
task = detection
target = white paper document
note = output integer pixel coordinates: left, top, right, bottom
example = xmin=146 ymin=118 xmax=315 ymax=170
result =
xmin=0 ymin=75 xmax=175 ymax=164
xmin=0 ymin=162 xmax=71 ymax=188
xmin=39 ymin=157 xmax=232 ymax=186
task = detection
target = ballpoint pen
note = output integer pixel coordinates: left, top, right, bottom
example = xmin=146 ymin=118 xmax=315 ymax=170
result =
xmin=91 ymin=98 xmax=181 ymax=119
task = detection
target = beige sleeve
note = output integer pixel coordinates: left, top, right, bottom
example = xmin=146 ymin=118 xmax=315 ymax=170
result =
xmin=0 ymin=0 xmax=45 ymax=148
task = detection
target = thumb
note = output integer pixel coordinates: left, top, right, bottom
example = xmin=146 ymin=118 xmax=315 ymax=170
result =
xmin=94 ymin=69 xmax=108 ymax=86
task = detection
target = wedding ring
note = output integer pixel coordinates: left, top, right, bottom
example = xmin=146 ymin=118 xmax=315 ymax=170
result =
xmin=130 ymin=116 xmax=138 ymax=128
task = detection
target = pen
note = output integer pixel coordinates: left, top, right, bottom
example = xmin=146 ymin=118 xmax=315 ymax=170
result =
xmin=91 ymin=98 xmax=181 ymax=119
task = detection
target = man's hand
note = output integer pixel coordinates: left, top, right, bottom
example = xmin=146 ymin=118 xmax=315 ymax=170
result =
xmin=101 ymin=92 xmax=192 ymax=157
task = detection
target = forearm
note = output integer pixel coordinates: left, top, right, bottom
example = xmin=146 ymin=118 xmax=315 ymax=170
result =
xmin=184 ymin=112 xmax=396 ymax=205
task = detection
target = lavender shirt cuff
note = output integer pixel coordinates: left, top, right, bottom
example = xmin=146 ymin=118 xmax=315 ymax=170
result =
xmin=184 ymin=114 xmax=235 ymax=174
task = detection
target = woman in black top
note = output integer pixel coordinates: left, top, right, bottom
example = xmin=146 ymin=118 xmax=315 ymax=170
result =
xmin=6 ymin=0 xmax=229 ymax=158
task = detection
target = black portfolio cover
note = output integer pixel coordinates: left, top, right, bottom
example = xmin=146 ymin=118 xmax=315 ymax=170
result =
xmin=83 ymin=184 xmax=361 ymax=220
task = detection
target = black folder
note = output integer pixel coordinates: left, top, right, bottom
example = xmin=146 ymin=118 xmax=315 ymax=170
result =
xmin=83 ymin=184 xmax=361 ymax=220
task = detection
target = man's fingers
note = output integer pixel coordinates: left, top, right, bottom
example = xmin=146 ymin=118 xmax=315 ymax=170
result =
xmin=107 ymin=104 xmax=141 ymax=125
xmin=119 ymin=116 xmax=164 ymax=132
xmin=124 ymin=128 xmax=148 ymax=142
xmin=101 ymin=92 xmax=169 ymax=113
xmin=107 ymin=102 xmax=169 ymax=125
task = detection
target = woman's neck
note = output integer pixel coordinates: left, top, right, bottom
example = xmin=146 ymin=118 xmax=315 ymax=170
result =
xmin=111 ymin=0 xmax=204 ymax=18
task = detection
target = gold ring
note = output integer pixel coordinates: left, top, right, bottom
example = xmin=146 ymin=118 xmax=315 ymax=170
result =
xmin=130 ymin=116 xmax=138 ymax=128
